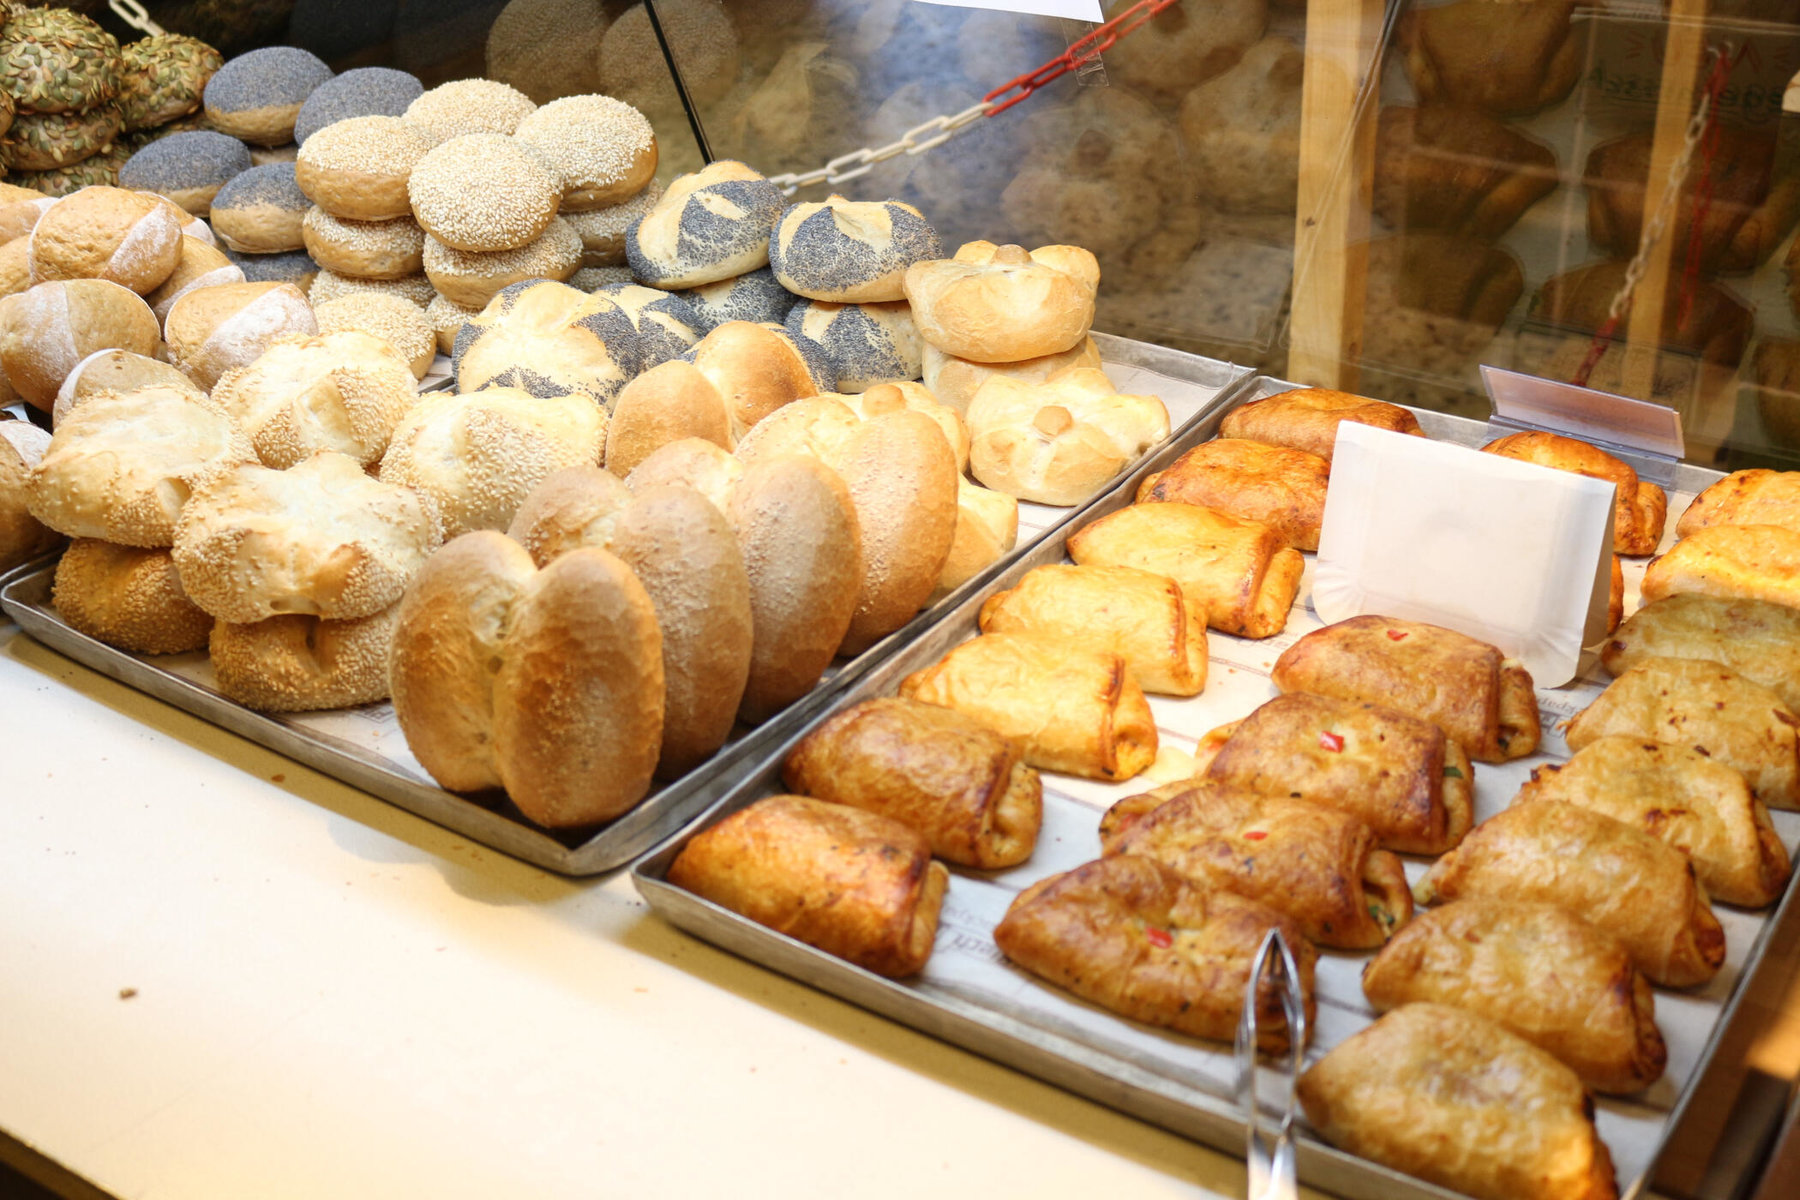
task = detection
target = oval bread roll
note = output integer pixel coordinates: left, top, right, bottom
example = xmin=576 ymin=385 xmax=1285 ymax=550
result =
xmin=604 ymin=359 xmax=733 ymax=476
xmin=29 ymin=186 xmax=185 ymax=294
xmin=506 ymin=464 xmax=634 ymax=568
xmin=1 ymin=279 xmax=163 ymax=410
xmin=164 ymin=280 xmax=318 ymax=389
xmin=52 ymin=538 xmax=213 ymax=655
xmin=625 ymin=437 xmax=744 ymax=517
xmin=681 ymin=319 xmax=821 ymax=438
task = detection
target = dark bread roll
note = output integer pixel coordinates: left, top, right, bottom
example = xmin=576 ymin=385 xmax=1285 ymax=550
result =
xmin=1374 ymin=104 xmax=1558 ymax=237
xmin=1533 ymin=260 xmax=1751 ymax=369
xmin=1400 ymin=0 xmax=1584 ymax=117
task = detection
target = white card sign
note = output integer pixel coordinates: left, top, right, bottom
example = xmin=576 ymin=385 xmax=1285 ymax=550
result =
xmin=914 ymin=0 xmax=1105 ymax=22
xmin=1313 ymin=424 xmax=1616 ymax=687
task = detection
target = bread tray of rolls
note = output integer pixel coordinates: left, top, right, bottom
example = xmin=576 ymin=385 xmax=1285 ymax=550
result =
xmin=0 ymin=335 xmax=1250 ymax=876
xmin=634 ymin=376 xmax=1800 ymax=1200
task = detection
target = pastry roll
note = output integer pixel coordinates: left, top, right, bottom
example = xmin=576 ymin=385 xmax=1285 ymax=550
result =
xmin=1603 ymin=593 xmax=1800 ymax=713
xmin=995 ymin=855 xmax=1318 ymax=1054
xmin=1565 ymin=656 xmax=1800 ymax=809
xmin=1201 ymin=693 xmax=1476 ymax=855
xmin=1066 ymin=501 xmax=1303 ymax=638
xmin=1482 ymin=431 xmax=1668 ymax=555
xmin=1220 ymin=386 xmax=1424 ymax=462
xmin=899 ymin=632 xmax=1157 ymax=782
xmin=1298 ymin=1004 xmax=1619 ymax=1200
xmin=1641 ymin=523 xmax=1800 ymax=611
xmin=1135 ymin=438 xmax=1328 ymax=551
xmin=1415 ymin=801 xmax=1725 ymax=987
xmin=781 ymin=696 xmax=1043 ymax=869
xmin=1676 ymin=468 xmax=1800 ymax=537
xmin=1361 ymin=898 xmax=1666 ymax=1094
xmin=666 ymin=794 xmax=949 ymax=979
xmin=976 ymin=563 xmax=1207 ymax=696
xmin=1271 ymin=615 xmax=1541 ymax=762
xmin=1519 ymin=735 xmax=1792 ymax=906
xmin=1103 ymin=780 xmax=1412 ymax=949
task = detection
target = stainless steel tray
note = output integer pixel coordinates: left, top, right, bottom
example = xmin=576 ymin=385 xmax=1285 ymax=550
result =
xmin=0 ymin=335 xmax=1252 ymax=876
xmin=633 ymin=383 xmax=1800 ymax=1199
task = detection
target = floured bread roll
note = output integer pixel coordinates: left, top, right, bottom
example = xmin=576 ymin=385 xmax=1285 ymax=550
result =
xmin=768 ymin=195 xmax=941 ymax=303
xmin=451 ymin=278 xmax=638 ymax=410
xmin=626 ymin=159 xmax=787 ymax=288
xmin=1642 ymin=523 xmax=1800 ymax=610
xmin=164 ymin=280 xmax=318 ymax=389
xmin=28 ymin=386 xmax=253 ymax=546
xmin=211 ymin=331 xmax=419 ymax=468
xmin=923 ymin=336 xmax=1101 ymax=416
xmin=1138 ymin=438 xmax=1328 ymax=551
xmin=52 ymin=538 xmax=214 ymax=655
xmin=785 ymin=299 xmax=920 ymax=393
xmin=379 ymin=387 xmax=607 ymax=539
xmin=1 ymin=279 xmax=163 ymax=411
xmin=52 ymin=349 xmax=205 ymax=428
xmin=29 ymin=186 xmax=184 ymax=294
xmin=1678 ymin=468 xmax=1800 ymax=536
xmin=966 ymin=366 xmax=1169 ymax=505
xmin=904 ymin=241 xmax=1098 ymax=363
xmin=143 ymin=235 xmax=243 ymax=323
xmin=1 ymin=423 xmax=62 ymax=575
xmin=211 ymin=605 xmax=399 ymax=711
xmin=173 ymin=452 xmax=443 ymax=623
xmin=1482 ymin=431 xmax=1667 ymax=555
xmin=1221 ymin=386 xmax=1424 ymax=462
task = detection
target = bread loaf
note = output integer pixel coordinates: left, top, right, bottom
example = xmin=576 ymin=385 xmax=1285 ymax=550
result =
xmin=903 ymin=241 xmax=1097 ymax=363
xmin=211 ymin=605 xmax=398 ymax=711
xmin=0 ymin=278 xmax=163 ymax=410
xmin=28 ymin=186 xmax=184 ymax=294
xmin=768 ymin=195 xmax=941 ymax=303
xmin=967 ymin=367 xmax=1170 ymax=506
xmin=625 ymin=159 xmax=786 ymax=288
xmin=52 ymin=538 xmax=213 ymax=655
xmin=164 ymin=280 xmax=318 ymax=389
xmin=212 ymin=331 xmax=419 ymax=469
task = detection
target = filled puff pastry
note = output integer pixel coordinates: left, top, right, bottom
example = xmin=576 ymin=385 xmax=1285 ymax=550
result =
xmin=1565 ymin=656 xmax=1800 ymax=810
xmin=1199 ymin=693 xmax=1476 ymax=855
xmin=1518 ymin=735 xmax=1792 ymax=906
xmin=1135 ymin=438 xmax=1328 ymax=551
xmin=1102 ymin=780 xmax=1412 ymax=949
xmin=1603 ymin=593 xmax=1800 ymax=713
xmin=1219 ymin=386 xmax=1424 ymax=462
xmin=1298 ymin=1003 xmax=1619 ymax=1200
xmin=1065 ymin=501 xmax=1304 ymax=638
xmin=1641 ymin=523 xmax=1800 ymax=611
xmin=899 ymin=632 xmax=1157 ymax=782
xmin=1272 ymin=615 xmax=1541 ymax=762
xmin=1481 ymin=431 xmax=1668 ymax=555
xmin=976 ymin=563 xmax=1207 ymax=696
xmin=994 ymin=855 xmax=1318 ymax=1054
xmin=1415 ymin=801 xmax=1725 ymax=987
xmin=1362 ymin=898 xmax=1666 ymax=1094
xmin=1676 ymin=468 xmax=1800 ymax=537
xmin=781 ymin=696 xmax=1043 ymax=869
xmin=666 ymin=794 xmax=948 ymax=978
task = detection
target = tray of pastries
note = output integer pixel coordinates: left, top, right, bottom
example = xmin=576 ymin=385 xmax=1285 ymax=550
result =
xmin=634 ymin=375 xmax=1800 ymax=1200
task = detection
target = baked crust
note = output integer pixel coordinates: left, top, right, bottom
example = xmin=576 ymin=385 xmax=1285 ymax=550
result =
xmin=666 ymin=793 xmax=947 ymax=978
xmin=996 ymin=855 xmax=1317 ymax=1052
xmin=1643 ymin=522 xmax=1800 ymax=610
xmin=1220 ymin=386 xmax=1424 ymax=462
xmin=1603 ymin=593 xmax=1800 ymax=713
xmin=1677 ymin=468 xmax=1800 ymax=537
xmin=965 ymin=367 xmax=1169 ymax=506
xmin=901 ymin=241 xmax=1096 ymax=364
xmin=1136 ymin=438 xmax=1327 ymax=551
xmin=1483 ymin=430 xmax=1667 ymax=555
xmin=1271 ymin=614 xmax=1540 ymax=762
xmin=782 ymin=695 xmax=1042 ymax=869
xmin=52 ymin=539 xmax=211 ymax=655
xmin=210 ymin=605 xmax=398 ymax=712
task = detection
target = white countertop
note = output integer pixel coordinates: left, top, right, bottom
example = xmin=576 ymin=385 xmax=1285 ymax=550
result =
xmin=0 ymin=620 xmax=1277 ymax=1200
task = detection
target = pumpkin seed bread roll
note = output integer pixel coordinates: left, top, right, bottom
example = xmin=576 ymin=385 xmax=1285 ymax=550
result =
xmin=770 ymin=195 xmax=942 ymax=303
xmin=403 ymin=78 xmax=536 ymax=141
xmin=408 ymin=132 xmax=561 ymax=253
xmin=296 ymin=115 xmax=433 ymax=223
xmin=202 ymin=46 xmax=332 ymax=147
xmin=512 ymin=94 xmax=657 ymax=212
xmin=118 ymin=130 xmax=252 ymax=216
xmin=0 ymin=7 xmax=121 ymax=115
xmin=300 ymin=207 xmax=424 ymax=280
xmin=2 ymin=104 xmax=122 ymax=173
xmin=625 ymin=159 xmax=786 ymax=288
xmin=51 ymin=538 xmax=213 ymax=655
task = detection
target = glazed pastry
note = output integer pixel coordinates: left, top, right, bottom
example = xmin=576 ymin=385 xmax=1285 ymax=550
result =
xmin=1136 ymin=438 xmax=1328 ymax=551
xmin=899 ymin=632 xmax=1157 ymax=782
xmin=1603 ymin=593 xmax=1800 ymax=712
xmin=1102 ymin=780 xmax=1412 ymax=949
xmin=1642 ymin=523 xmax=1800 ymax=610
xmin=1518 ymin=735 xmax=1791 ymax=907
xmin=1565 ymin=656 xmax=1800 ymax=810
xmin=666 ymin=794 xmax=948 ymax=979
xmin=1676 ymin=468 xmax=1800 ymax=537
xmin=1066 ymin=501 xmax=1303 ymax=639
xmin=1299 ymin=1004 xmax=1619 ymax=1200
xmin=995 ymin=855 xmax=1318 ymax=1053
xmin=781 ymin=696 xmax=1043 ymax=869
xmin=1415 ymin=801 xmax=1726 ymax=987
xmin=1200 ymin=692 xmax=1476 ymax=855
xmin=1362 ymin=899 xmax=1665 ymax=1095
xmin=1482 ymin=430 xmax=1668 ymax=555
xmin=1219 ymin=386 xmax=1424 ymax=462
xmin=976 ymin=563 xmax=1208 ymax=696
xmin=1272 ymin=615 xmax=1541 ymax=762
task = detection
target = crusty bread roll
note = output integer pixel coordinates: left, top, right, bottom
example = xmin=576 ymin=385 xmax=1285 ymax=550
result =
xmin=903 ymin=241 xmax=1098 ymax=363
xmin=0 ymin=194 xmax=54 ymax=245
xmin=52 ymin=538 xmax=214 ymax=655
xmin=506 ymin=463 xmax=634 ymax=568
xmin=625 ymin=159 xmax=786 ymax=288
xmin=594 ymin=281 xmax=702 ymax=371
xmin=143 ymin=235 xmax=244 ymax=323
xmin=52 ymin=348 xmax=206 ymax=428
xmin=0 ymin=279 xmax=163 ymax=411
xmin=28 ymin=386 xmax=254 ymax=546
xmin=625 ymin=437 xmax=745 ymax=517
xmin=786 ymin=298 xmax=921 ymax=392
xmin=173 ymin=451 xmax=444 ymax=623
xmin=605 ymin=360 xmax=733 ymax=476
xmin=451 ymin=279 xmax=637 ymax=411
xmin=681 ymin=319 xmax=822 ymax=435
xmin=313 ymin=291 xmax=436 ymax=380
xmin=1 ymin=423 xmax=62 ymax=575
xmin=379 ymin=387 xmax=607 ymax=539
xmin=937 ymin=478 xmax=1019 ymax=597
xmin=768 ymin=195 xmax=942 ymax=303
xmin=211 ymin=331 xmax=419 ymax=469
xmin=164 ymin=280 xmax=318 ymax=389
xmin=28 ymin=186 xmax=184 ymax=295
xmin=210 ymin=605 xmax=398 ymax=711
xmin=967 ymin=367 xmax=1170 ymax=505
xmin=922 ymin=335 xmax=1102 ymax=416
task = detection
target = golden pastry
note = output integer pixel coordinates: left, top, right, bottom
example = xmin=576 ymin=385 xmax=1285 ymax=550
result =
xmin=1641 ymin=523 xmax=1800 ymax=611
xmin=1219 ymin=386 xmax=1424 ymax=462
xmin=1482 ymin=430 xmax=1667 ymax=556
xmin=1676 ymin=468 xmax=1800 ymax=537
xmin=1135 ymin=437 xmax=1328 ymax=551
xmin=1603 ymin=593 xmax=1800 ymax=713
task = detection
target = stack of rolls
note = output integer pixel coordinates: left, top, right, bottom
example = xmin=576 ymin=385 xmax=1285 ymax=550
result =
xmin=295 ymin=114 xmax=434 ymax=305
xmin=0 ymin=7 xmax=139 ymax=196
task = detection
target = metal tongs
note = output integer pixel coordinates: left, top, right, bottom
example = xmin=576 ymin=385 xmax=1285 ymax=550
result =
xmin=1234 ymin=928 xmax=1307 ymax=1200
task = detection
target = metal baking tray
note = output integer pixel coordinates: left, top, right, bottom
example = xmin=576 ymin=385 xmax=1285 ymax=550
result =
xmin=633 ymin=382 xmax=1800 ymax=1199
xmin=0 ymin=334 xmax=1252 ymax=876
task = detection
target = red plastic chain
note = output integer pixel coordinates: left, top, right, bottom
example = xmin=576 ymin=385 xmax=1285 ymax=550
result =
xmin=982 ymin=0 xmax=1182 ymax=114
xmin=1677 ymin=45 xmax=1747 ymax=331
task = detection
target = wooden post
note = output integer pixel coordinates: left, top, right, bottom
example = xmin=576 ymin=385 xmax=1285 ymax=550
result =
xmin=1287 ymin=0 xmax=1384 ymax=389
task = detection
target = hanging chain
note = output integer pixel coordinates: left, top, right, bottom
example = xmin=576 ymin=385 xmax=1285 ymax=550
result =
xmin=108 ymin=0 xmax=165 ymax=36
xmin=765 ymin=0 xmax=1179 ymax=195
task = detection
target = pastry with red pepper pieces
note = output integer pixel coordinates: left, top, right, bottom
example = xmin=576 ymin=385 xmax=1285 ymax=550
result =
xmin=995 ymin=854 xmax=1316 ymax=1053
xmin=1271 ymin=614 xmax=1540 ymax=763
